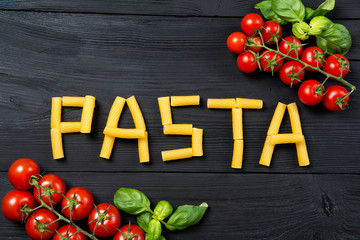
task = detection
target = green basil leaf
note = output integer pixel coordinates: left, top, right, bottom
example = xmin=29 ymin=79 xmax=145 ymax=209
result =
xmin=308 ymin=16 xmax=334 ymax=36
xmin=114 ymin=188 xmax=151 ymax=215
xmin=154 ymin=200 xmax=173 ymax=221
xmin=304 ymin=0 xmax=335 ymax=21
xmin=255 ymin=0 xmax=286 ymax=25
xmin=272 ymin=0 xmax=305 ymax=23
xmin=159 ymin=236 xmax=166 ymax=240
xmin=145 ymin=219 xmax=162 ymax=240
xmin=165 ymin=202 xmax=208 ymax=231
xmin=316 ymin=23 xmax=352 ymax=55
xmin=304 ymin=7 xmax=315 ymax=21
xmin=292 ymin=22 xmax=310 ymax=40
xmin=137 ymin=212 xmax=153 ymax=232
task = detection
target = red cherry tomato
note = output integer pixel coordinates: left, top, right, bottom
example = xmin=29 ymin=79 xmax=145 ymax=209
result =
xmin=260 ymin=50 xmax=283 ymax=72
xmin=26 ymin=208 xmax=59 ymax=240
xmin=8 ymin=158 xmax=40 ymax=190
xmin=88 ymin=203 xmax=121 ymax=238
xmin=279 ymin=61 xmax=305 ymax=86
xmin=237 ymin=51 xmax=258 ymax=73
xmin=279 ymin=36 xmax=303 ymax=59
xmin=323 ymin=54 xmax=350 ymax=78
xmin=323 ymin=85 xmax=349 ymax=111
xmin=227 ymin=32 xmax=246 ymax=53
xmin=61 ymin=187 xmax=94 ymax=221
xmin=33 ymin=174 xmax=66 ymax=206
xmin=298 ymin=80 xmax=324 ymax=106
xmin=113 ymin=224 xmax=145 ymax=240
xmin=241 ymin=13 xmax=263 ymax=36
xmin=260 ymin=21 xmax=282 ymax=45
xmin=53 ymin=224 xmax=86 ymax=240
xmin=1 ymin=190 xmax=37 ymax=221
xmin=300 ymin=46 xmax=325 ymax=71
xmin=247 ymin=36 xmax=262 ymax=53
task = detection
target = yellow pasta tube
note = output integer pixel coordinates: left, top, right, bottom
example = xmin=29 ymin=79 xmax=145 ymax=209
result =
xmin=138 ymin=131 xmax=150 ymax=163
xmin=104 ymin=127 xmax=145 ymax=139
xmin=171 ymin=96 xmax=200 ymax=106
xmin=100 ymin=135 xmax=115 ymax=159
xmin=51 ymin=128 xmax=64 ymax=159
xmin=267 ymin=102 xmax=287 ymax=136
xmin=80 ymin=95 xmax=96 ymax=133
xmin=127 ymin=96 xmax=146 ymax=130
xmin=259 ymin=136 xmax=275 ymax=167
xmin=232 ymin=108 xmax=243 ymax=140
xmin=296 ymin=140 xmax=310 ymax=166
xmin=232 ymin=140 xmax=244 ymax=169
xmin=51 ymin=97 xmax=62 ymax=129
xmin=106 ymin=97 xmax=126 ymax=127
xmin=287 ymin=103 xmax=303 ymax=134
xmin=162 ymin=148 xmax=193 ymax=161
xmin=236 ymin=98 xmax=263 ymax=109
xmin=270 ymin=134 xmax=304 ymax=145
xmin=62 ymin=97 xmax=85 ymax=107
xmin=192 ymin=128 xmax=203 ymax=156
xmin=60 ymin=122 xmax=81 ymax=134
xmin=207 ymin=98 xmax=236 ymax=109
xmin=163 ymin=124 xmax=193 ymax=135
xmin=158 ymin=97 xmax=172 ymax=125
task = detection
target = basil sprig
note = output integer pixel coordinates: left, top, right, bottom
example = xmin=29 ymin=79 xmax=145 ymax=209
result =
xmin=114 ymin=188 xmax=208 ymax=240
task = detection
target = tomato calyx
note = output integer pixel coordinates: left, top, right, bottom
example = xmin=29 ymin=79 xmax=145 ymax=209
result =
xmin=54 ymin=226 xmax=79 ymax=240
xmin=89 ymin=204 xmax=115 ymax=234
xmin=286 ymin=66 xmax=304 ymax=88
xmin=61 ymin=189 xmax=84 ymax=221
xmin=314 ymin=85 xmax=325 ymax=97
xmin=337 ymin=56 xmax=350 ymax=78
xmin=20 ymin=202 xmax=35 ymax=222
xmin=310 ymin=49 xmax=326 ymax=68
xmin=261 ymin=53 xmax=282 ymax=75
xmin=261 ymin=25 xmax=282 ymax=44
xmin=38 ymin=180 xmax=63 ymax=207
xmin=335 ymin=97 xmax=349 ymax=110
xmin=33 ymin=216 xmax=57 ymax=239
xmin=116 ymin=222 xmax=139 ymax=240
xmin=282 ymin=38 xmax=306 ymax=59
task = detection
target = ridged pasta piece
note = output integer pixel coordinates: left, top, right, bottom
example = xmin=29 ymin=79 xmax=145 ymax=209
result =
xmin=231 ymin=140 xmax=244 ymax=169
xmin=296 ymin=140 xmax=310 ymax=166
xmin=287 ymin=103 xmax=303 ymax=134
xmin=51 ymin=128 xmax=64 ymax=159
xmin=267 ymin=102 xmax=287 ymax=136
xmin=62 ymin=97 xmax=85 ymax=107
xmin=106 ymin=97 xmax=126 ymax=127
xmin=171 ymin=95 xmax=200 ymax=106
xmin=259 ymin=136 xmax=275 ymax=167
xmin=99 ymin=135 xmax=115 ymax=159
xmin=60 ymin=122 xmax=81 ymax=134
xmin=163 ymin=124 xmax=193 ymax=135
xmin=104 ymin=127 xmax=146 ymax=139
xmin=127 ymin=96 xmax=146 ymax=129
xmin=232 ymin=108 xmax=243 ymax=140
xmin=207 ymin=98 xmax=236 ymax=109
xmin=270 ymin=134 xmax=304 ymax=145
xmin=51 ymin=97 xmax=62 ymax=129
xmin=80 ymin=95 xmax=96 ymax=133
xmin=192 ymin=128 xmax=203 ymax=156
xmin=236 ymin=98 xmax=263 ymax=109
xmin=138 ymin=131 xmax=150 ymax=163
xmin=162 ymin=148 xmax=193 ymax=161
xmin=158 ymin=97 xmax=172 ymax=125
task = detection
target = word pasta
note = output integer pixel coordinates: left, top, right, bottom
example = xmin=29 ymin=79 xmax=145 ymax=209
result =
xmin=50 ymin=95 xmax=310 ymax=168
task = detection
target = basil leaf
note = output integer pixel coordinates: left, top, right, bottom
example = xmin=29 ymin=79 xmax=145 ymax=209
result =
xmin=137 ymin=212 xmax=153 ymax=232
xmin=304 ymin=0 xmax=335 ymax=21
xmin=304 ymin=7 xmax=315 ymax=21
xmin=308 ymin=16 xmax=334 ymax=36
xmin=165 ymin=202 xmax=208 ymax=231
xmin=159 ymin=236 xmax=166 ymax=240
xmin=146 ymin=219 xmax=162 ymax=240
xmin=113 ymin=188 xmax=151 ymax=215
xmin=272 ymin=0 xmax=305 ymax=23
xmin=154 ymin=200 xmax=173 ymax=221
xmin=255 ymin=0 xmax=286 ymax=25
xmin=316 ymin=23 xmax=352 ymax=55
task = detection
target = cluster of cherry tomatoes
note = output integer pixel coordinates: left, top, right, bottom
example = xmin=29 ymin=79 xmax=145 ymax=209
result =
xmin=227 ymin=13 xmax=351 ymax=111
xmin=1 ymin=158 xmax=145 ymax=240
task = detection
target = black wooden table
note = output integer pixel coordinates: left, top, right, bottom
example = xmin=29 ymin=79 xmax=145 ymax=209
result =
xmin=1 ymin=0 xmax=359 ymax=239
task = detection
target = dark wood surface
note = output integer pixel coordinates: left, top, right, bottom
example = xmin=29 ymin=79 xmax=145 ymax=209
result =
xmin=1 ymin=0 xmax=360 ymax=239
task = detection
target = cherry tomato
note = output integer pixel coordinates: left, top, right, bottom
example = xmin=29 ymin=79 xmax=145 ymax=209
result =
xmin=279 ymin=61 xmax=305 ymax=86
xmin=260 ymin=50 xmax=283 ymax=72
xmin=8 ymin=158 xmax=40 ymax=190
xmin=113 ymin=224 xmax=145 ymax=240
xmin=279 ymin=36 xmax=303 ymax=59
xmin=241 ymin=13 xmax=263 ymax=36
xmin=53 ymin=224 xmax=86 ymax=240
xmin=298 ymin=80 xmax=324 ymax=106
xmin=227 ymin=32 xmax=246 ymax=53
xmin=237 ymin=51 xmax=258 ymax=73
xmin=61 ymin=187 xmax=94 ymax=220
xmin=300 ymin=46 xmax=325 ymax=71
xmin=88 ymin=203 xmax=121 ymax=238
xmin=247 ymin=36 xmax=262 ymax=53
xmin=323 ymin=54 xmax=350 ymax=78
xmin=33 ymin=174 xmax=66 ymax=206
xmin=260 ymin=21 xmax=282 ymax=45
xmin=26 ymin=208 xmax=59 ymax=240
xmin=1 ymin=190 xmax=37 ymax=221
xmin=323 ymin=85 xmax=349 ymax=111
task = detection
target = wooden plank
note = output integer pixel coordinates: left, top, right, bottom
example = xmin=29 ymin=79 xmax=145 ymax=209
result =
xmin=0 ymin=0 xmax=359 ymax=19
xmin=1 ymin=172 xmax=360 ymax=239
xmin=0 ymin=11 xmax=359 ymax=173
